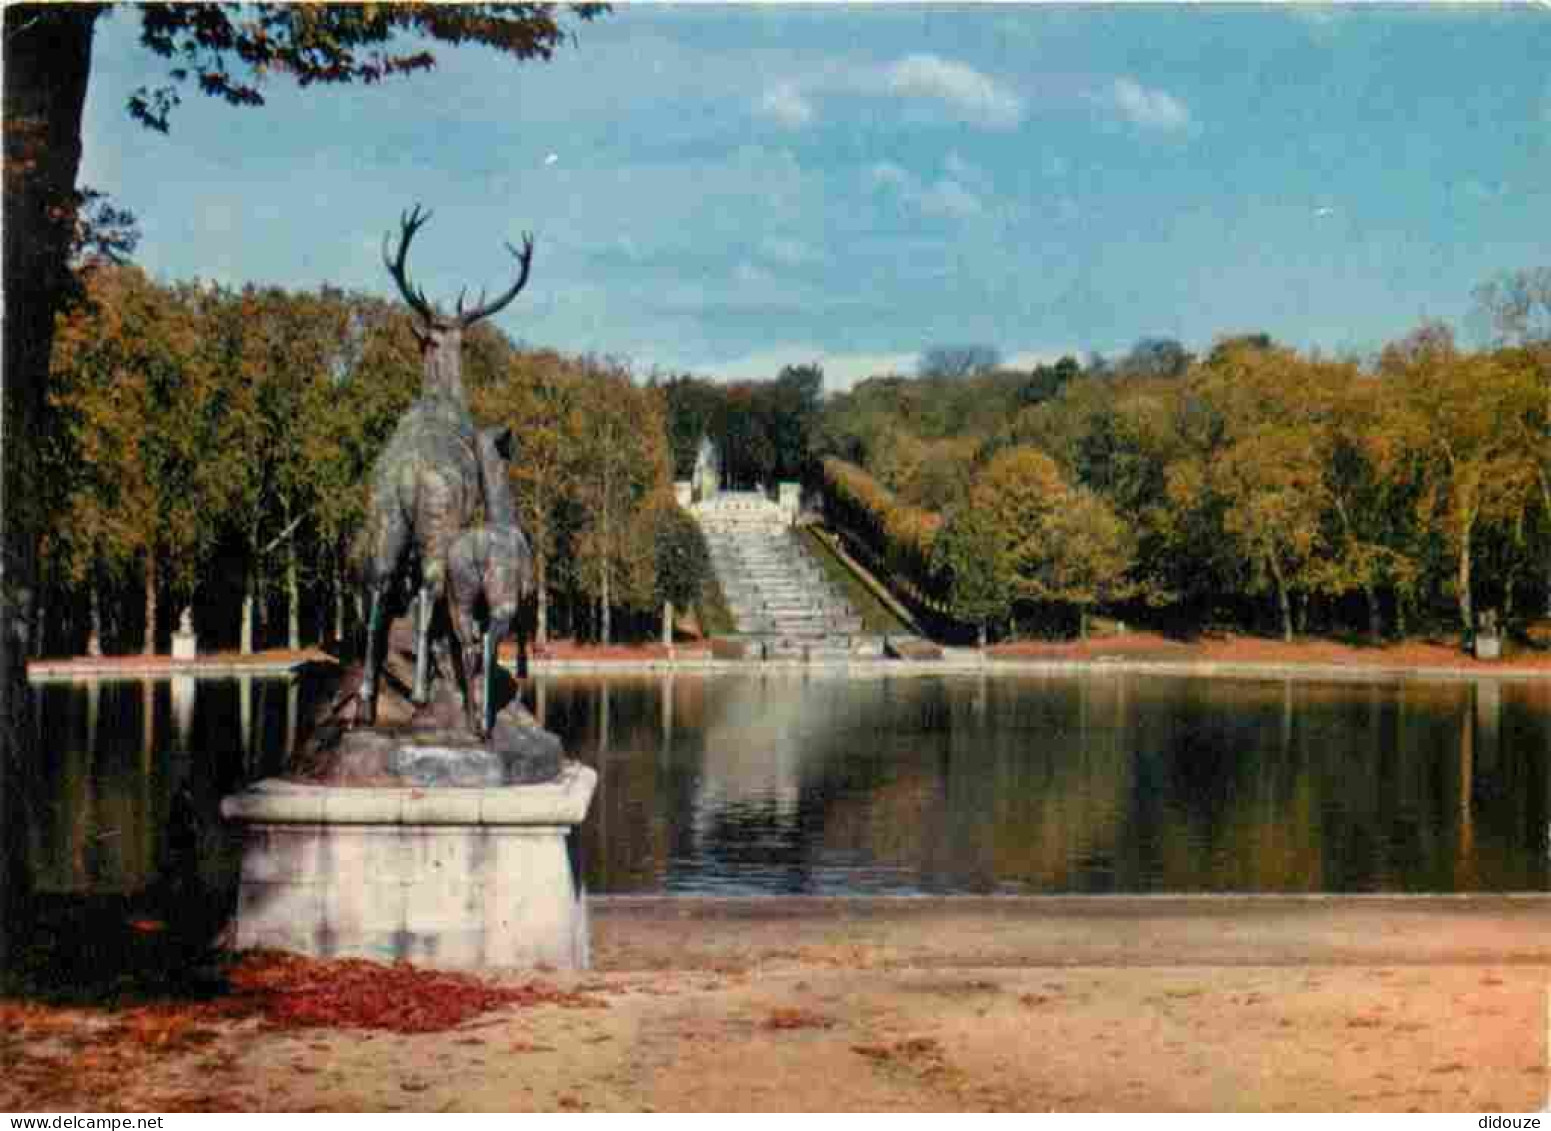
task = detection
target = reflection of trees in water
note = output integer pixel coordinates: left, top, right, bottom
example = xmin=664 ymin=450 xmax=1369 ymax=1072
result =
xmin=26 ymin=676 xmax=314 ymax=897
xmin=1458 ymin=680 xmax=1549 ymax=890
xmin=31 ymin=671 xmax=1549 ymax=897
xmin=1133 ymin=678 xmax=1326 ymax=891
xmin=549 ymin=672 xmax=1550 ymax=895
xmin=983 ymin=675 xmax=1133 ymax=891
xmin=31 ymin=681 xmax=162 ymax=894
xmin=1123 ymin=677 xmax=1549 ymax=892
xmin=550 ymin=675 xmax=691 ymax=893
xmin=561 ymin=673 xmax=1139 ymax=894
xmin=810 ymin=674 xmax=1138 ymax=893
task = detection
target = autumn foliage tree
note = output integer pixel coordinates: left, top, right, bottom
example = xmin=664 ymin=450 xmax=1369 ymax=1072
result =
xmin=49 ymin=266 xmax=233 ymax=654
xmin=470 ymin=350 xmax=585 ymax=646
xmin=931 ymin=502 xmax=1012 ymax=646
xmin=649 ymin=500 xmax=713 ymax=645
xmin=571 ymin=364 xmax=674 ymax=644
xmin=812 ymin=314 xmax=1551 ymax=648
xmin=1377 ymin=329 xmax=1540 ymax=642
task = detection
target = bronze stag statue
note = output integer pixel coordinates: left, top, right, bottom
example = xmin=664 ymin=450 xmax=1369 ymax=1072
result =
xmin=357 ymin=206 xmax=533 ymax=740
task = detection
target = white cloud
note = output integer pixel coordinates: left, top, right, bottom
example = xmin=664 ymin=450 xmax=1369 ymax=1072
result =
xmin=758 ymin=82 xmax=816 ymax=129
xmin=884 ymin=54 xmax=1025 ymax=130
xmin=755 ymin=53 xmax=1023 ymax=134
xmin=1110 ymin=77 xmax=1192 ymax=132
xmin=694 ymin=343 xmax=1086 ymax=393
xmin=1005 ymin=347 xmax=1083 ymax=371
xmin=697 ymin=345 xmax=921 ymax=392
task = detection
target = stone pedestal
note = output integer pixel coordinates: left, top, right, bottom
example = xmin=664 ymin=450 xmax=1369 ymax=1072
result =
xmin=221 ymin=761 xmax=597 ymax=969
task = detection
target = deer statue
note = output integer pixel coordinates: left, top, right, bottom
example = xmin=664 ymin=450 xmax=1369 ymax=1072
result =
xmin=358 ymin=205 xmax=534 ymax=738
xmin=446 ymin=425 xmax=536 ymax=735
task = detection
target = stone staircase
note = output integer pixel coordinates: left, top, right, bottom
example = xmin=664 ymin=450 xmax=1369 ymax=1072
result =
xmin=694 ymin=491 xmax=862 ymax=654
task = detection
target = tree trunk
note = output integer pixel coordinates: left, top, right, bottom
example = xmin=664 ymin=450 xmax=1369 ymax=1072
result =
xmin=662 ymin=599 xmax=673 ymax=647
xmin=977 ymin=620 xmax=987 ymax=649
xmin=1078 ymin=607 xmax=1089 ymax=642
xmin=240 ymin=565 xmax=256 ymax=656
xmin=600 ymin=568 xmax=611 ymax=646
xmin=286 ymin=528 xmax=301 ymax=651
xmin=599 ymin=464 xmax=613 ymax=646
xmin=1537 ymin=471 xmax=1551 ymax=619
xmin=142 ymin=555 xmax=157 ymax=656
xmin=2 ymin=3 xmax=101 ymax=954
xmin=1458 ymin=521 xmax=1476 ymax=648
xmin=87 ymin=580 xmax=103 ymax=657
xmin=535 ymin=553 xmax=549 ymax=646
xmin=1270 ymin=556 xmax=1293 ymax=643
xmin=256 ymin=575 xmax=268 ymax=648
xmin=1364 ymin=584 xmax=1383 ymax=642
xmin=333 ymin=564 xmax=347 ymax=651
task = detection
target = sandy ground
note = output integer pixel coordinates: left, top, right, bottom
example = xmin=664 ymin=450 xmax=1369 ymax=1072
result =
xmin=4 ymin=896 xmax=1548 ymax=1113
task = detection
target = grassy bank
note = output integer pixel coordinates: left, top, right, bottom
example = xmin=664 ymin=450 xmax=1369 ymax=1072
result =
xmin=798 ymin=524 xmax=912 ymax=635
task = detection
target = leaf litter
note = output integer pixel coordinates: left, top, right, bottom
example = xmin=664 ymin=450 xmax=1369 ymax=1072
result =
xmin=2 ymin=949 xmax=611 ymax=1110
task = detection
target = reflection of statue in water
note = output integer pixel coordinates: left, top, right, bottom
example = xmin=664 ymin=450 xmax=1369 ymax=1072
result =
xmin=294 ymin=206 xmax=560 ymax=786
xmin=692 ymin=434 xmax=720 ymax=503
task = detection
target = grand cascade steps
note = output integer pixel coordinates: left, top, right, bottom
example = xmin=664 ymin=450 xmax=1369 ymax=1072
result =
xmin=692 ymin=492 xmax=864 ymax=643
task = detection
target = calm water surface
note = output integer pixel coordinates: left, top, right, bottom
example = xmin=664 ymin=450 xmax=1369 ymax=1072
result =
xmin=25 ymin=671 xmax=1551 ymax=898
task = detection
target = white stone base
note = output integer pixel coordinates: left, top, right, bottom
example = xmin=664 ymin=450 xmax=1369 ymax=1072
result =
xmin=221 ymin=762 xmax=597 ymax=970
xmin=171 ymin=631 xmax=197 ymax=659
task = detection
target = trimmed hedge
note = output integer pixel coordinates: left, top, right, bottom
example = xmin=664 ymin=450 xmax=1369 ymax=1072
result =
xmin=819 ymin=458 xmax=946 ymax=611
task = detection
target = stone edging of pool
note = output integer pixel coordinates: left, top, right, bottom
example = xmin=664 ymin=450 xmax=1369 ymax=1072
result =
xmin=28 ymin=653 xmax=1551 ymax=682
xmin=523 ymin=656 xmax=1551 ymax=682
xmin=27 ymin=658 xmax=317 ymax=680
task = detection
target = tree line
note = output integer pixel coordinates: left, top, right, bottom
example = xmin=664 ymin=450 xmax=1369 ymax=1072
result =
xmin=655 ymin=364 xmax=824 ymax=488
xmin=812 ymin=308 xmax=1551 ymax=648
xmin=39 ymin=262 xmax=711 ymax=656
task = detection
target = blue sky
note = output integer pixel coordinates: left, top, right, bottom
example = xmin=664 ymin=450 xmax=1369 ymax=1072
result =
xmin=80 ymin=3 xmax=1551 ymax=391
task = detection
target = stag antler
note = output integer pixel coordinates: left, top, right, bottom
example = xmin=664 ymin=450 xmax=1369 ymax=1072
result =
xmin=382 ymin=204 xmax=437 ymax=324
xmin=456 ymin=233 xmax=535 ymax=327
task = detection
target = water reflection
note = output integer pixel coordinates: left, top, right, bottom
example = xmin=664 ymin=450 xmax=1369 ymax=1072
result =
xmin=26 ymin=674 xmax=319 ymax=897
xmin=547 ymin=672 xmax=1551 ymax=896
xmin=22 ymin=670 xmax=1551 ymax=899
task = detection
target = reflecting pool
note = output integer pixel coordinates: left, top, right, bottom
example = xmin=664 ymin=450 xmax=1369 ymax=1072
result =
xmin=24 ymin=670 xmax=1551 ymax=898
xmin=546 ymin=672 xmax=1550 ymax=895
